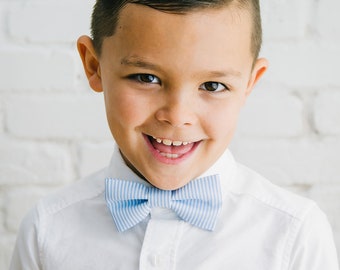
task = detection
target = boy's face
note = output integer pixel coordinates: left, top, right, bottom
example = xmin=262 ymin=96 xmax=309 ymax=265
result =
xmin=78 ymin=4 xmax=267 ymax=190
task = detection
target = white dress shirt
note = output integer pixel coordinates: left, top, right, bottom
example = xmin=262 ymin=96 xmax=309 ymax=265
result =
xmin=10 ymin=145 xmax=339 ymax=270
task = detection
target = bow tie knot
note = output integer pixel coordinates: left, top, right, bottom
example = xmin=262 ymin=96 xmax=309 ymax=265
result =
xmin=105 ymin=175 xmax=222 ymax=232
xmin=147 ymin=188 xmax=172 ymax=208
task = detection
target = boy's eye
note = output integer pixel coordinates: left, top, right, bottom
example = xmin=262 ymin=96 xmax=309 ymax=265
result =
xmin=131 ymin=74 xmax=160 ymax=84
xmin=200 ymin=82 xmax=228 ymax=92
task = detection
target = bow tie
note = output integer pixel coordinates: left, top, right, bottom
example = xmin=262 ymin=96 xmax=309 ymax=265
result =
xmin=105 ymin=175 xmax=222 ymax=232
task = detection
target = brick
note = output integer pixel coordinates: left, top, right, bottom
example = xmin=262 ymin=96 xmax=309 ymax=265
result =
xmin=78 ymin=141 xmax=115 ymax=178
xmin=237 ymin=85 xmax=304 ymax=137
xmin=261 ymin=0 xmax=310 ymax=41
xmin=230 ymin=137 xmax=340 ymax=186
xmin=5 ymin=94 xmax=112 ymax=139
xmin=8 ymin=1 xmax=93 ymax=43
xmin=0 ymin=49 xmax=76 ymax=91
xmin=0 ymin=234 xmax=16 ymax=270
xmin=0 ymin=100 xmax=4 ymax=134
xmin=0 ymin=5 xmax=7 ymax=43
xmin=313 ymin=90 xmax=340 ymax=135
xmin=317 ymin=138 xmax=340 ymax=183
xmin=261 ymin=41 xmax=340 ymax=88
xmin=4 ymin=187 xmax=51 ymax=232
xmin=0 ymin=189 xmax=5 ymax=233
xmin=315 ymin=0 xmax=340 ymax=43
xmin=0 ymin=139 xmax=75 ymax=185
xmin=281 ymin=185 xmax=310 ymax=198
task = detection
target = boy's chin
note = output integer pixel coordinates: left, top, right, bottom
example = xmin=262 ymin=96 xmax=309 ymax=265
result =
xmin=120 ymin=150 xmax=197 ymax=190
xmin=146 ymin=176 xmax=192 ymax=191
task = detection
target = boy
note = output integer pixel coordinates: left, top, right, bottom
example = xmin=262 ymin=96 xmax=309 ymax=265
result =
xmin=10 ymin=0 xmax=339 ymax=269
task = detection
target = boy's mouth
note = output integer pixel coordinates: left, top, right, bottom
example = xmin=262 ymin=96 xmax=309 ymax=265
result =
xmin=145 ymin=135 xmax=200 ymax=162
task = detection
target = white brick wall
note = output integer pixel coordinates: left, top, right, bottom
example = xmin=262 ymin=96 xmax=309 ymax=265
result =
xmin=314 ymin=90 xmax=340 ymax=135
xmin=5 ymin=94 xmax=110 ymax=139
xmin=0 ymin=0 xmax=339 ymax=267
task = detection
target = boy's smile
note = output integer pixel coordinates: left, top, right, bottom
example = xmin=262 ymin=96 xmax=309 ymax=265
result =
xmin=145 ymin=135 xmax=200 ymax=164
xmin=78 ymin=3 xmax=267 ymax=190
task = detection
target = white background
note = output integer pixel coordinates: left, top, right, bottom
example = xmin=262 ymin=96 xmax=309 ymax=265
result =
xmin=0 ymin=0 xmax=339 ymax=268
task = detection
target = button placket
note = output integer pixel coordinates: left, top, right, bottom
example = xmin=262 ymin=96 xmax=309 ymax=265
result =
xmin=140 ymin=218 xmax=183 ymax=270
xmin=149 ymin=254 xmax=162 ymax=267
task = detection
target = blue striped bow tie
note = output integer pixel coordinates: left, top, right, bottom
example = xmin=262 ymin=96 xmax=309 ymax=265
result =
xmin=105 ymin=175 xmax=222 ymax=232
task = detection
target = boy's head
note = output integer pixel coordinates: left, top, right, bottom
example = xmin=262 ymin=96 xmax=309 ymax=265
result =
xmin=78 ymin=0 xmax=267 ymax=190
xmin=91 ymin=0 xmax=262 ymax=60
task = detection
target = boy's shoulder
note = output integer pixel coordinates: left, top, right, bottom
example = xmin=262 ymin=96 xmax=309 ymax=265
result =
xmin=229 ymin=161 xmax=317 ymax=221
xmin=36 ymin=168 xmax=107 ymax=217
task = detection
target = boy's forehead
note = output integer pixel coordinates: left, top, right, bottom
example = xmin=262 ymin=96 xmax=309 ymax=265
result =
xmin=101 ymin=3 xmax=254 ymax=71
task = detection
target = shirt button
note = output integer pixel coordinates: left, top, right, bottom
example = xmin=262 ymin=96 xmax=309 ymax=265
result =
xmin=149 ymin=254 xmax=162 ymax=267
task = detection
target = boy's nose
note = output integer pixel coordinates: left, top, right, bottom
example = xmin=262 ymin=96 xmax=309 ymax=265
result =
xmin=154 ymin=92 xmax=198 ymax=128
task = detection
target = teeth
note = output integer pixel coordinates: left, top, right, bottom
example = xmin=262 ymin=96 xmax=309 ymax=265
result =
xmin=172 ymin=141 xmax=183 ymax=146
xmin=160 ymin=153 xmax=180 ymax=159
xmin=162 ymin=139 xmax=172 ymax=146
xmin=152 ymin=137 xmax=191 ymax=146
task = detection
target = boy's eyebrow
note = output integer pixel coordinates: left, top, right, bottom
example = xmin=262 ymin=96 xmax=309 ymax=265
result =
xmin=120 ymin=56 xmax=160 ymax=70
xmin=120 ymin=55 xmax=242 ymax=78
xmin=205 ymin=70 xmax=242 ymax=78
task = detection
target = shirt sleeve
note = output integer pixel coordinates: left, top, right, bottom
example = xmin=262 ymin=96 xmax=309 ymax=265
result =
xmin=9 ymin=206 xmax=42 ymax=270
xmin=288 ymin=204 xmax=339 ymax=270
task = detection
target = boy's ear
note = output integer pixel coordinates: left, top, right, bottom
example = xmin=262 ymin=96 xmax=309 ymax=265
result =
xmin=245 ymin=58 xmax=268 ymax=97
xmin=77 ymin=35 xmax=103 ymax=92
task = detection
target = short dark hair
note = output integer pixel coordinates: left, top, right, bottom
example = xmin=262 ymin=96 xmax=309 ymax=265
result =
xmin=91 ymin=0 xmax=262 ymax=59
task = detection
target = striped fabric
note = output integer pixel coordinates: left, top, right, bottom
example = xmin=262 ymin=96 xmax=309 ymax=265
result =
xmin=105 ymin=175 xmax=222 ymax=232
